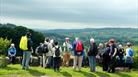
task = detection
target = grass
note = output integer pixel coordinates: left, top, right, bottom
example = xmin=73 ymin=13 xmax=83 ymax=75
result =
xmin=0 ymin=46 xmax=137 ymax=77
xmin=0 ymin=64 xmax=138 ymax=77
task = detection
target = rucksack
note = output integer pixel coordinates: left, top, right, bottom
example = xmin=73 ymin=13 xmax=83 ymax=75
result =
xmin=42 ymin=44 xmax=49 ymax=53
xmin=19 ymin=36 xmax=28 ymax=50
xmin=128 ymin=49 xmax=133 ymax=57
xmin=103 ymin=47 xmax=110 ymax=56
xmin=55 ymin=47 xmax=60 ymax=57
xmin=76 ymin=41 xmax=83 ymax=52
xmin=37 ymin=46 xmax=43 ymax=54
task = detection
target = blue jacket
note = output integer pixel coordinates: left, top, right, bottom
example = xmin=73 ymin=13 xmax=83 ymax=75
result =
xmin=8 ymin=47 xmax=16 ymax=56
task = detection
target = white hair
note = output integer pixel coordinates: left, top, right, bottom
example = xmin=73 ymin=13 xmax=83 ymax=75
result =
xmin=11 ymin=43 xmax=15 ymax=47
xmin=50 ymin=39 xmax=54 ymax=43
xmin=90 ymin=38 xmax=94 ymax=43
xmin=98 ymin=43 xmax=104 ymax=48
xmin=75 ymin=37 xmax=79 ymax=41
xmin=119 ymin=44 xmax=123 ymax=48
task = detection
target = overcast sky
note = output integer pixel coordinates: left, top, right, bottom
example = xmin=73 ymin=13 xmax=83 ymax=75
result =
xmin=0 ymin=0 xmax=138 ymax=29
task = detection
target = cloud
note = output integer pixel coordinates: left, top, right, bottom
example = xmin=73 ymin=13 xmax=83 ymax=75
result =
xmin=1 ymin=0 xmax=138 ymax=29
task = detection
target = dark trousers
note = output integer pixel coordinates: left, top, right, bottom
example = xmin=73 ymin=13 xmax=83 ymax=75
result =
xmin=118 ymin=56 xmax=124 ymax=66
xmin=108 ymin=57 xmax=116 ymax=73
xmin=103 ymin=56 xmax=110 ymax=71
xmin=9 ymin=56 xmax=16 ymax=64
xmin=126 ymin=63 xmax=132 ymax=70
xmin=53 ymin=57 xmax=61 ymax=71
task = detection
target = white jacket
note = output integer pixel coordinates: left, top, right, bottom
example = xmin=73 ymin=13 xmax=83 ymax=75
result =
xmin=53 ymin=45 xmax=62 ymax=57
xmin=47 ymin=42 xmax=54 ymax=56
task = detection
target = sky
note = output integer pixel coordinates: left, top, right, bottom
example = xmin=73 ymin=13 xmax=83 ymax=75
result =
xmin=0 ymin=0 xmax=138 ymax=29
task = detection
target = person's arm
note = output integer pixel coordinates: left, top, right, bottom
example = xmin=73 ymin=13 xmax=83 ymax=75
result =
xmin=113 ymin=48 xmax=117 ymax=57
xmin=60 ymin=47 xmax=63 ymax=56
xmin=29 ymin=38 xmax=33 ymax=53
xmin=35 ymin=47 xmax=38 ymax=55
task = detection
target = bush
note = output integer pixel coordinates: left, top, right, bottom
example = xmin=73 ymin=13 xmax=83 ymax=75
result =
xmin=0 ymin=56 xmax=8 ymax=68
xmin=0 ymin=38 xmax=11 ymax=55
xmin=133 ymin=56 xmax=138 ymax=69
xmin=0 ymin=38 xmax=11 ymax=68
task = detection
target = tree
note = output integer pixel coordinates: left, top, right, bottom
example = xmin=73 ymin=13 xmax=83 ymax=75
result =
xmin=0 ymin=38 xmax=11 ymax=55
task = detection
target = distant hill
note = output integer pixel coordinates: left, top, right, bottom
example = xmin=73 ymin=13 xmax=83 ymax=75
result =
xmin=37 ymin=28 xmax=138 ymax=46
xmin=0 ymin=23 xmax=16 ymax=28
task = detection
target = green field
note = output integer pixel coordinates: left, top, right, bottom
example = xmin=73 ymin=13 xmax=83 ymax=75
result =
xmin=0 ymin=46 xmax=137 ymax=77
xmin=0 ymin=64 xmax=138 ymax=77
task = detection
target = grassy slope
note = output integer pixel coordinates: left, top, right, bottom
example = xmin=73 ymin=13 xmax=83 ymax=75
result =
xmin=0 ymin=64 xmax=138 ymax=77
xmin=0 ymin=46 xmax=138 ymax=77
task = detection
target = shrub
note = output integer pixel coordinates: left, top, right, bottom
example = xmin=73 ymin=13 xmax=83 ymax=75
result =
xmin=0 ymin=38 xmax=11 ymax=68
xmin=0 ymin=56 xmax=8 ymax=68
xmin=0 ymin=38 xmax=11 ymax=55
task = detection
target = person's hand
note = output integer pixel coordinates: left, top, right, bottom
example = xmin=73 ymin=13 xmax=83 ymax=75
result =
xmin=31 ymin=47 xmax=34 ymax=53
xmin=109 ymin=53 xmax=111 ymax=56
xmin=111 ymin=55 xmax=114 ymax=59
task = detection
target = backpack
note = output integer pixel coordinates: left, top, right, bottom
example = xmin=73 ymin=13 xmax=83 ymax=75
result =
xmin=55 ymin=47 xmax=60 ymax=57
xmin=19 ymin=36 xmax=28 ymax=50
xmin=42 ymin=44 xmax=49 ymax=53
xmin=128 ymin=49 xmax=133 ymax=57
xmin=76 ymin=41 xmax=83 ymax=52
xmin=103 ymin=47 xmax=110 ymax=56
xmin=37 ymin=46 xmax=43 ymax=54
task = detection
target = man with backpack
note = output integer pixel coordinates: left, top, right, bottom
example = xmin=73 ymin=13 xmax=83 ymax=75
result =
xmin=116 ymin=44 xmax=125 ymax=67
xmin=102 ymin=42 xmax=110 ymax=71
xmin=87 ymin=38 xmax=98 ymax=72
xmin=42 ymin=39 xmax=49 ymax=68
xmin=35 ymin=43 xmax=43 ymax=67
xmin=125 ymin=42 xmax=134 ymax=71
xmin=52 ymin=41 xmax=62 ymax=72
xmin=72 ymin=37 xmax=84 ymax=71
xmin=20 ymin=32 xmax=33 ymax=70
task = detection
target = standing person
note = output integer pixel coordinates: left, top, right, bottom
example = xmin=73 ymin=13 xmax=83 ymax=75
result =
xmin=72 ymin=37 xmax=84 ymax=71
xmin=46 ymin=39 xmax=54 ymax=68
xmin=8 ymin=43 xmax=16 ymax=64
xmin=108 ymin=39 xmax=117 ymax=73
xmin=53 ymin=41 xmax=62 ymax=72
xmin=102 ymin=43 xmax=110 ymax=71
xmin=42 ymin=39 xmax=49 ymax=68
xmin=87 ymin=38 xmax=98 ymax=72
xmin=116 ymin=44 xmax=125 ymax=66
xmin=20 ymin=32 xmax=33 ymax=70
xmin=63 ymin=37 xmax=72 ymax=66
xmin=96 ymin=43 xmax=104 ymax=64
xmin=35 ymin=43 xmax=44 ymax=67
xmin=125 ymin=42 xmax=134 ymax=71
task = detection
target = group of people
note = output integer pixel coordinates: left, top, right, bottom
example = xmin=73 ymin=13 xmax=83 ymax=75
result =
xmin=7 ymin=32 xmax=134 ymax=73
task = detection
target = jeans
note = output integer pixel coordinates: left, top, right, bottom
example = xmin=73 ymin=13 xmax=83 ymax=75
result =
xmin=46 ymin=56 xmax=53 ymax=68
xmin=88 ymin=56 xmax=96 ymax=72
xmin=22 ymin=51 xmax=31 ymax=70
xmin=42 ymin=53 xmax=48 ymax=68
xmin=73 ymin=56 xmax=83 ymax=71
